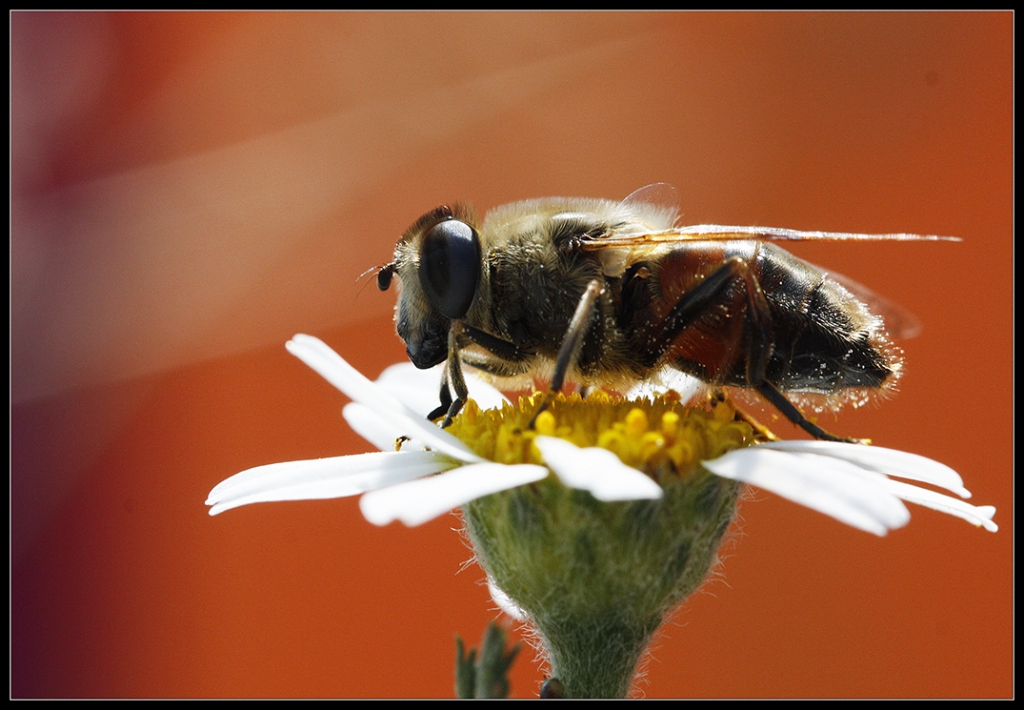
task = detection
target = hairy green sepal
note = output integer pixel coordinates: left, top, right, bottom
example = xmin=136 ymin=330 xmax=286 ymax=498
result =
xmin=462 ymin=467 xmax=740 ymax=698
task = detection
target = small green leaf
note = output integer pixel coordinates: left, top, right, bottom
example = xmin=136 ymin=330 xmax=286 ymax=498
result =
xmin=454 ymin=622 xmax=520 ymax=699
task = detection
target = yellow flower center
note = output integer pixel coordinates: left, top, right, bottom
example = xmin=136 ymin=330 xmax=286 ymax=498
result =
xmin=447 ymin=391 xmax=756 ymax=480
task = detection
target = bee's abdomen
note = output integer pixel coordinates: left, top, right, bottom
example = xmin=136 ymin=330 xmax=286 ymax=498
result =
xmin=617 ymin=241 xmax=898 ymax=394
xmin=761 ymin=259 xmax=896 ymax=393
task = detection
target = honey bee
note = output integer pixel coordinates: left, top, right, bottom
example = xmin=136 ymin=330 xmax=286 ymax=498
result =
xmin=376 ymin=184 xmax=956 ymax=442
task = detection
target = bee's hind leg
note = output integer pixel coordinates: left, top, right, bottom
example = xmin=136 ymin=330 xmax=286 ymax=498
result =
xmin=651 ymin=256 xmax=865 ymax=445
xmin=528 ymin=280 xmax=603 ymax=428
xmin=755 ymin=382 xmax=867 ymax=444
xmin=707 ymin=389 xmax=779 ymax=441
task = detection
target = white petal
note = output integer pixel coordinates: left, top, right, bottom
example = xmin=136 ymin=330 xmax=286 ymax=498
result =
xmin=286 ymin=335 xmax=481 ymax=463
xmin=487 ymin=576 xmax=528 ymax=622
xmin=534 ymin=436 xmax=664 ymax=501
xmin=882 ymin=479 xmax=998 ymax=532
xmin=704 ymin=447 xmax=910 ymax=536
xmin=374 ymin=362 xmax=509 ymax=416
xmin=374 ymin=362 xmax=448 ymax=418
xmin=343 ymin=402 xmax=413 ymax=452
xmin=625 ymin=367 xmax=705 ymax=403
xmin=207 ymin=451 xmax=454 ymax=515
xmin=358 ymin=462 xmax=548 ymax=527
xmin=463 ymin=371 xmax=510 ymax=411
xmin=759 ymin=440 xmax=970 ymax=498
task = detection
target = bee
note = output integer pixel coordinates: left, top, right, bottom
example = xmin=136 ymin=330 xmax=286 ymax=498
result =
xmin=376 ymin=184 xmax=956 ymax=442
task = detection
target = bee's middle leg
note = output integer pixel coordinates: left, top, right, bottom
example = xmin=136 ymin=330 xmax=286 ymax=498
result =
xmin=528 ymin=279 xmax=603 ymax=428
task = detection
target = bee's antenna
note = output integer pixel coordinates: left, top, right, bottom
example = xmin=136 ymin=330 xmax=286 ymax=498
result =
xmin=355 ymin=263 xmax=395 ymax=301
xmin=376 ymin=263 xmax=397 ymax=291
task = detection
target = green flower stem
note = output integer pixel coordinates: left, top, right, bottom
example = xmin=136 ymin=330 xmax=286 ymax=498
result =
xmin=463 ymin=468 xmax=741 ymax=698
xmin=538 ymin=614 xmax=660 ymax=698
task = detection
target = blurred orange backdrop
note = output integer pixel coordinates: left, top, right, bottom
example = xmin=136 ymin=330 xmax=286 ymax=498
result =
xmin=11 ymin=11 xmax=1011 ymax=698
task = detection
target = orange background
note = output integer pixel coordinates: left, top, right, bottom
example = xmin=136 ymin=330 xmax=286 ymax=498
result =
xmin=11 ymin=12 xmax=1011 ymax=698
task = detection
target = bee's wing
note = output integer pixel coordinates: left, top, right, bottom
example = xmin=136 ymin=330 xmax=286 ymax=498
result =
xmin=820 ymin=269 xmax=922 ymax=340
xmin=583 ymin=224 xmax=961 ymax=247
xmin=582 ymin=225 xmax=946 ymax=340
xmin=620 ymin=183 xmax=681 ymax=229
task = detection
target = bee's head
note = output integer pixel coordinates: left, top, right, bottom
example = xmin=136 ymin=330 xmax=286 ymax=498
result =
xmin=379 ymin=204 xmax=481 ymax=369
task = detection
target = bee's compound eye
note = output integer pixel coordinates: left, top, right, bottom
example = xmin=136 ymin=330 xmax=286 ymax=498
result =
xmin=419 ymin=218 xmax=481 ymax=319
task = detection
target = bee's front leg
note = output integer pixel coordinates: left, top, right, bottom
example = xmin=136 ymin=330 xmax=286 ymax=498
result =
xmin=428 ymin=323 xmax=532 ymax=426
xmin=426 ymin=375 xmax=453 ymax=423
xmin=430 ymin=323 xmax=471 ymax=428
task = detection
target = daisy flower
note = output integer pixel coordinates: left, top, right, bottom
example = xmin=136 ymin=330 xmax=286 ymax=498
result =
xmin=207 ymin=334 xmax=995 ymax=537
xmin=206 ymin=334 xmax=996 ymax=698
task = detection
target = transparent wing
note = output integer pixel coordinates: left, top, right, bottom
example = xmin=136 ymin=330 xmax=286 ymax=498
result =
xmin=620 ymin=183 xmax=681 ymax=229
xmin=823 ymin=269 xmax=922 ymax=340
xmin=580 ymin=221 xmax=952 ymax=340
xmin=581 ymin=224 xmax=961 ymax=249
xmin=606 ymin=187 xmax=954 ymax=339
